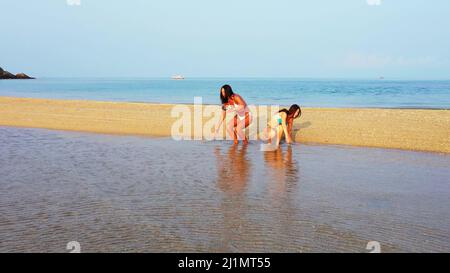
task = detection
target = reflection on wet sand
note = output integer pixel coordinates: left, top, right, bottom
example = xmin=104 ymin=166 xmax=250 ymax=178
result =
xmin=262 ymin=145 xmax=301 ymax=248
xmin=215 ymin=144 xmax=252 ymax=251
xmin=1 ymin=127 xmax=450 ymax=252
xmin=215 ymin=145 xmax=250 ymax=195
xmin=213 ymin=144 xmax=303 ymax=252
xmin=263 ymin=145 xmax=299 ymax=198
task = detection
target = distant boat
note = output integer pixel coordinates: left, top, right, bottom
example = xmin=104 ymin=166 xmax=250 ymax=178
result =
xmin=172 ymin=75 xmax=185 ymax=80
xmin=379 ymin=76 xmax=385 ymax=80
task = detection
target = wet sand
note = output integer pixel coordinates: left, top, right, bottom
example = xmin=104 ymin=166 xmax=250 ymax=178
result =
xmin=0 ymin=96 xmax=449 ymax=153
xmin=0 ymin=127 xmax=449 ymax=252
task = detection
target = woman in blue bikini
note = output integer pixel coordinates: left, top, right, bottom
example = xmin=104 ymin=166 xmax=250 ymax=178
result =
xmin=264 ymin=104 xmax=301 ymax=146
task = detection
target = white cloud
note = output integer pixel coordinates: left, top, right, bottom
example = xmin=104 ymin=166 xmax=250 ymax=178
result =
xmin=367 ymin=0 xmax=382 ymax=6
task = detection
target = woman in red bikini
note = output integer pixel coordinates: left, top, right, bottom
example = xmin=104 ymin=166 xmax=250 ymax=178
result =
xmin=213 ymin=85 xmax=252 ymax=144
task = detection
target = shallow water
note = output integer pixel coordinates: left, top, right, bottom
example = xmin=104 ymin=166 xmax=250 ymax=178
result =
xmin=1 ymin=78 xmax=450 ymax=108
xmin=0 ymin=127 xmax=449 ymax=252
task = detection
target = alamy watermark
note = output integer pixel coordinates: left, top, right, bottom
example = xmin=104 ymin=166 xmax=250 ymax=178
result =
xmin=67 ymin=241 xmax=81 ymax=253
xmin=67 ymin=0 xmax=81 ymax=6
xmin=366 ymin=241 xmax=381 ymax=253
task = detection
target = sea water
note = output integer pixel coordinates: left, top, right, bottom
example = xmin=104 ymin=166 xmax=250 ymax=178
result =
xmin=1 ymin=78 xmax=449 ymax=108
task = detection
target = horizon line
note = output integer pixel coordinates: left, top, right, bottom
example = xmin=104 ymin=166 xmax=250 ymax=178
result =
xmin=21 ymin=76 xmax=450 ymax=81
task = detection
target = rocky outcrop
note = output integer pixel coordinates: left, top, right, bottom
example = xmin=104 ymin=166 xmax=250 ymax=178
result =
xmin=0 ymin=67 xmax=35 ymax=79
xmin=15 ymin=73 xmax=35 ymax=79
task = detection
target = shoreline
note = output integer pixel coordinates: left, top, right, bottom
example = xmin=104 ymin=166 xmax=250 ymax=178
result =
xmin=1 ymin=96 xmax=449 ymax=153
xmin=2 ymin=95 xmax=450 ymax=110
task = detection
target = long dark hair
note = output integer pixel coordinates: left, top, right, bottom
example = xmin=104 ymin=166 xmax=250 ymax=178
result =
xmin=279 ymin=104 xmax=301 ymax=119
xmin=220 ymin=84 xmax=234 ymax=104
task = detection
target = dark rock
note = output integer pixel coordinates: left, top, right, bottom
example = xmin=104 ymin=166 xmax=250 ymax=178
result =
xmin=0 ymin=67 xmax=35 ymax=79
xmin=15 ymin=73 xmax=35 ymax=79
xmin=0 ymin=70 xmax=16 ymax=79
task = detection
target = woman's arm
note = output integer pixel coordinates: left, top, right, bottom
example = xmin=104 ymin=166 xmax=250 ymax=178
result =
xmin=281 ymin=113 xmax=292 ymax=144
xmin=287 ymin=119 xmax=294 ymax=141
xmin=214 ymin=107 xmax=227 ymax=135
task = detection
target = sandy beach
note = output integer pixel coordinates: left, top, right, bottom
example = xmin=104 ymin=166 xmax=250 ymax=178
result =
xmin=0 ymin=96 xmax=449 ymax=153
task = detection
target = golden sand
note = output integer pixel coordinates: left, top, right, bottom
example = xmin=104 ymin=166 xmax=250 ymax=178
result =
xmin=0 ymin=96 xmax=449 ymax=153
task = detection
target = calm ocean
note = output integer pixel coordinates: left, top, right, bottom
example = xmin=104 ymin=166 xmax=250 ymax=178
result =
xmin=1 ymin=78 xmax=449 ymax=108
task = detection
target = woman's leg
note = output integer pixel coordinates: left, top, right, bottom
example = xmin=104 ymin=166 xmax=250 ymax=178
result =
xmin=276 ymin=125 xmax=284 ymax=146
xmin=265 ymin=127 xmax=276 ymax=144
xmin=235 ymin=121 xmax=245 ymax=143
xmin=235 ymin=113 xmax=252 ymax=144
xmin=227 ymin=116 xmax=238 ymax=144
xmin=263 ymin=127 xmax=270 ymax=142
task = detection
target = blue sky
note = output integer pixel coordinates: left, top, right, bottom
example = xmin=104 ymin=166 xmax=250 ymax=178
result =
xmin=1 ymin=0 xmax=449 ymax=79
